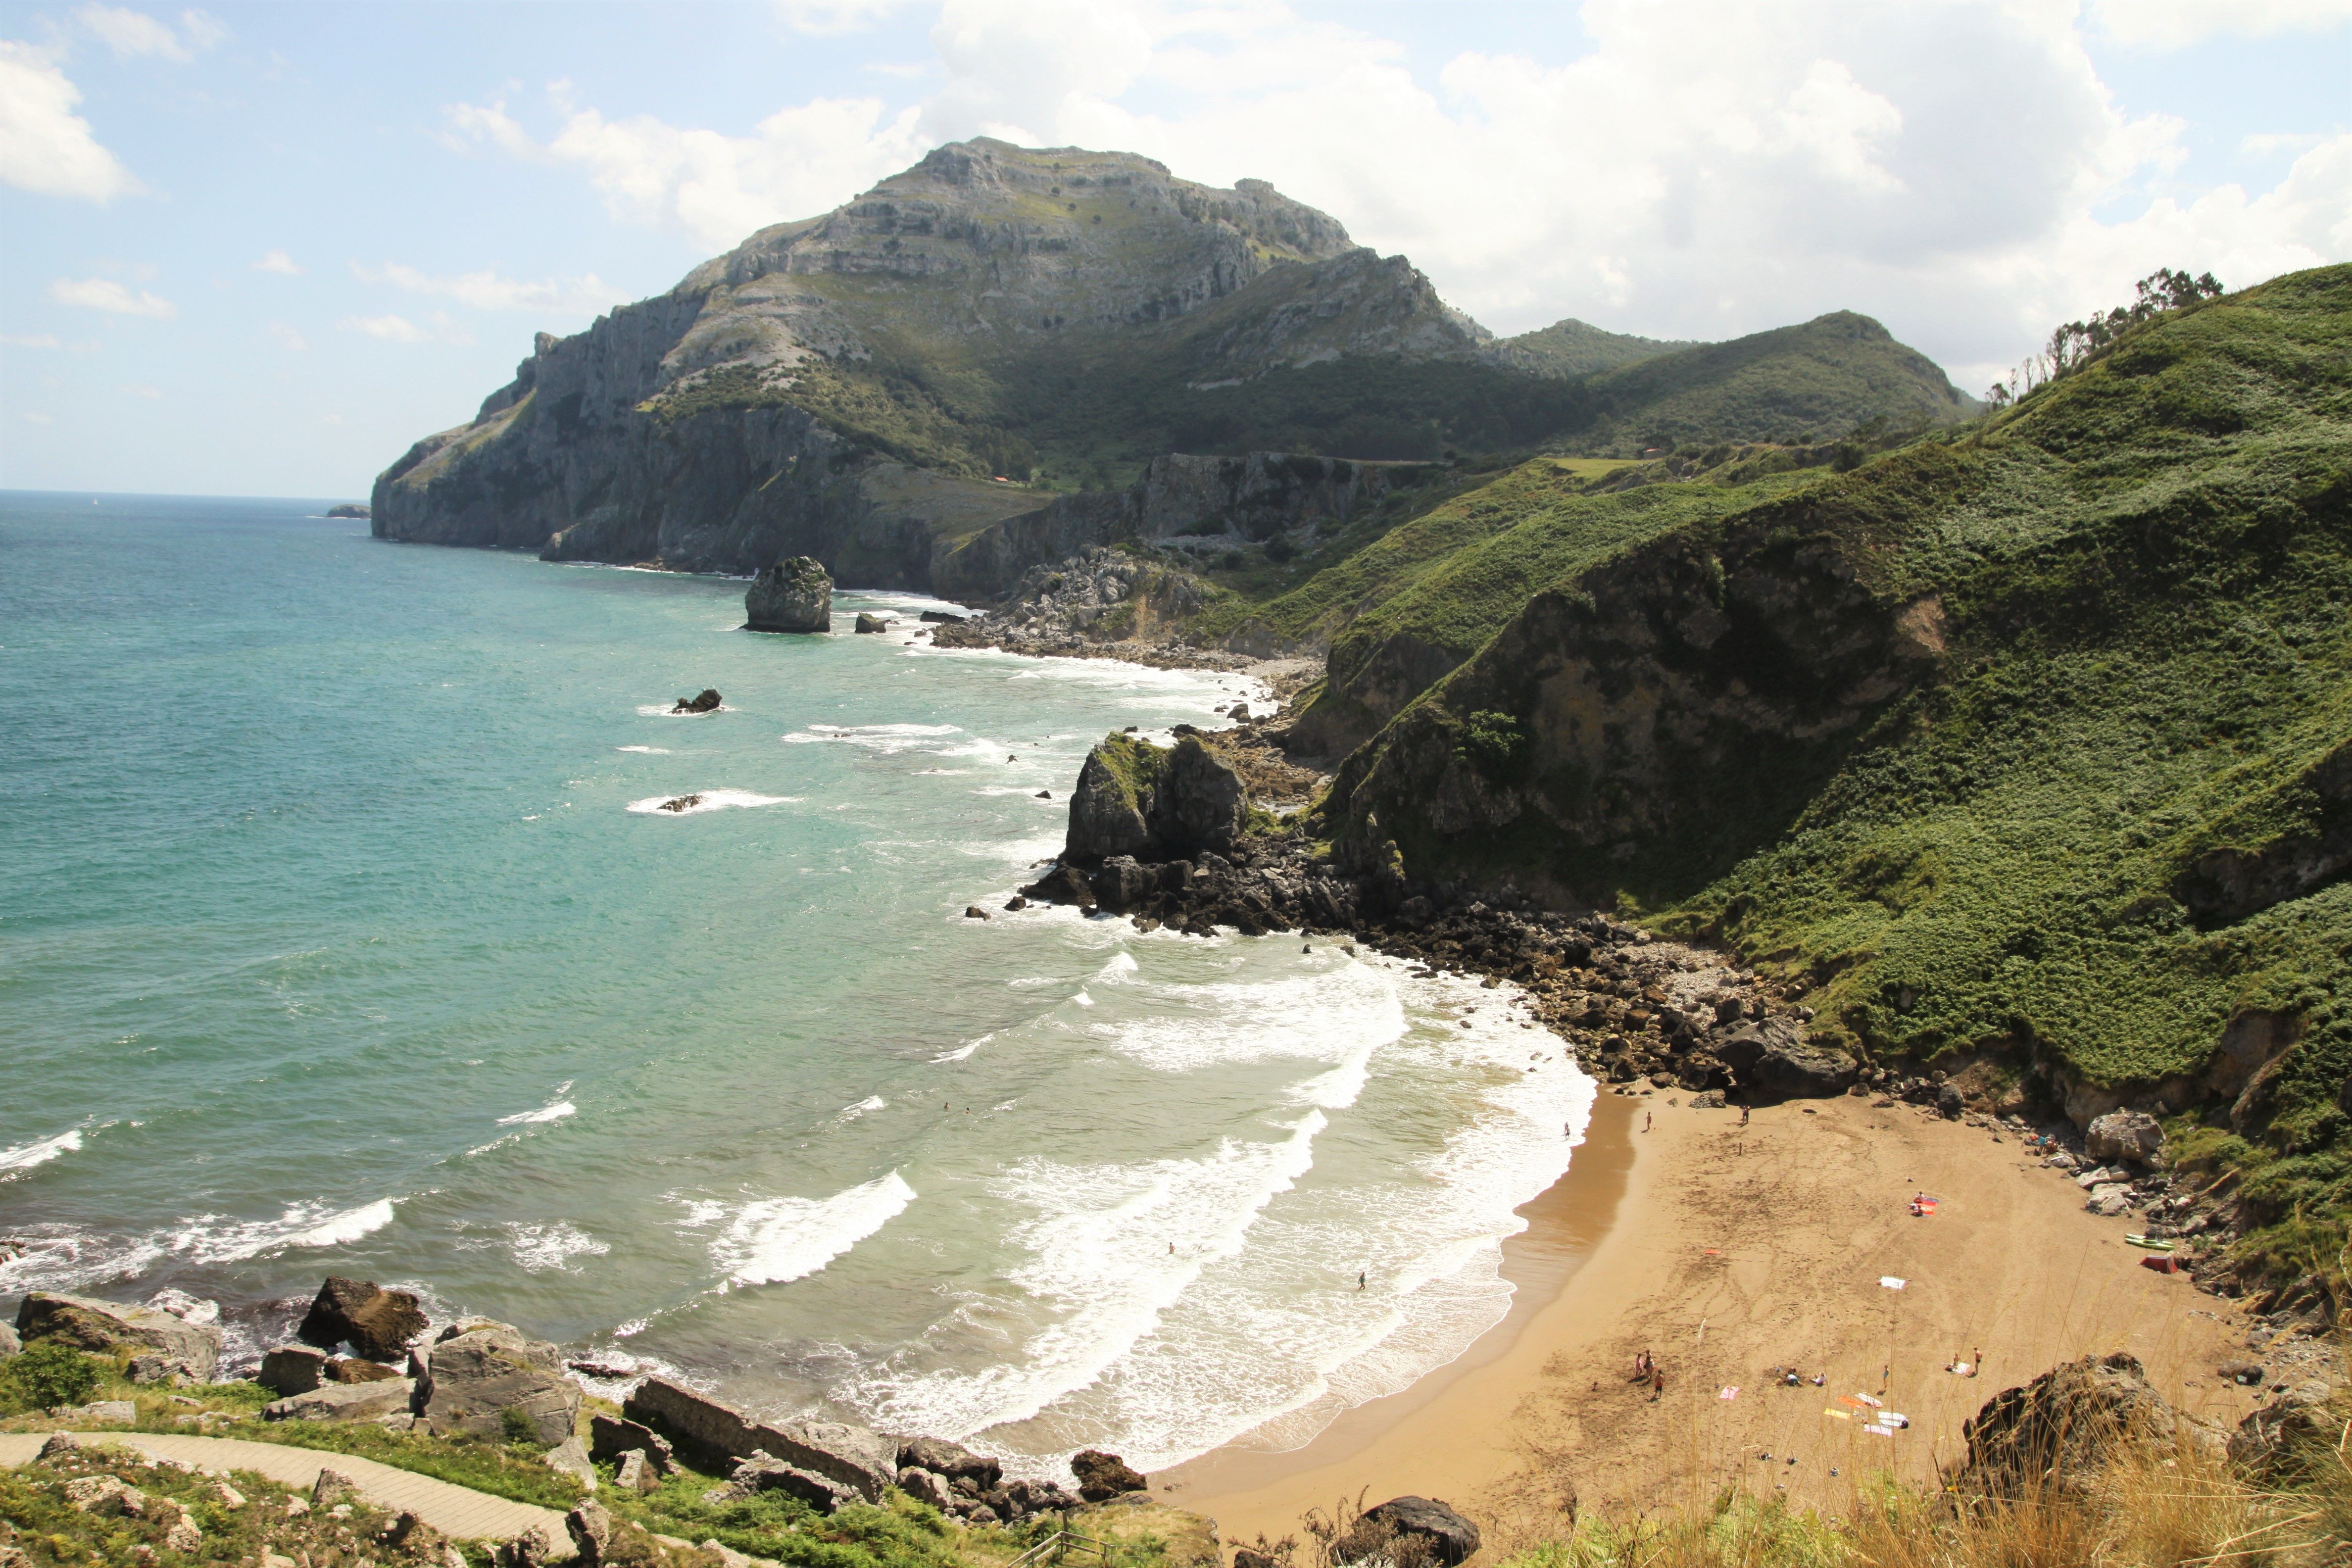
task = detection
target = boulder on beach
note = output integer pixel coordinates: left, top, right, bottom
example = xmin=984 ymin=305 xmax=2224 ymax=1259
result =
xmin=2087 ymin=1108 xmax=2165 ymax=1166
xmin=296 ymin=1276 xmax=428 ymax=1362
xmin=670 ymin=688 xmax=722 ymax=714
xmin=746 ymin=556 xmax=833 ymax=633
xmin=15 ymin=1291 xmax=221 ymax=1384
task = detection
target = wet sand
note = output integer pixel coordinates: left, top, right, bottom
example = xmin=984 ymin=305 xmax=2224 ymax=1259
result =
xmin=1159 ymin=1091 xmax=2259 ymax=1557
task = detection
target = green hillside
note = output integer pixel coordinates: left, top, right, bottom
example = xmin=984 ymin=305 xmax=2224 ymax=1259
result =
xmin=1323 ymin=264 xmax=2352 ymax=1284
xmin=1490 ymin=315 xmax=1701 ymax=378
xmin=1571 ymin=310 xmax=1980 ymax=455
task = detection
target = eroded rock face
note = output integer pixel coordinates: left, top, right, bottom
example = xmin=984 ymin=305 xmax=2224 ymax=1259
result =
xmin=296 ymin=1276 xmax=428 ymax=1363
xmin=257 ymin=1346 xmax=328 ymax=1396
xmin=2228 ymin=1378 xmax=2346 ymax=1478
xmin=746 ymin=556 xmax=833 ymax=633
xmin=16 ymin=1292 xmax=222 ymax=1383
xmin=419 ymin=1324 xmax=580 ymax=1446
xmin=1713 ymin=1018 xmax=1858 ymax=1100
xmin=263 ymin=1378 xmax=415 ymax=1424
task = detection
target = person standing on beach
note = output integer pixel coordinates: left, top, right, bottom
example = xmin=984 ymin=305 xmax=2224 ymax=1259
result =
xmin=1650 ymin=1365 xmax=1666 ymax=1401
xmin=1358 ymin=1271 xmax=1366 ymax=1290
xmin=1644 ymin=1111 xmax=1653 ymax=1132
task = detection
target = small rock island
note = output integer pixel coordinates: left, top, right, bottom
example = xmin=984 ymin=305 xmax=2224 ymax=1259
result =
xmin=745 ymin=556 xmax=833 ymax=633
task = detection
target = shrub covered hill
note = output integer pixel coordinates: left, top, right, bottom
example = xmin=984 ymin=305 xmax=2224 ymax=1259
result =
xmin=370 ymin=138 xmax=1969 ymax=586
xmin=1302 ymin=263 xmax=2352 ymax=1291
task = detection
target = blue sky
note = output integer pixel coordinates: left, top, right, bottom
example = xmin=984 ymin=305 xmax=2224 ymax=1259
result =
xmin=3 ymin=0 xmax=2348 ymax=499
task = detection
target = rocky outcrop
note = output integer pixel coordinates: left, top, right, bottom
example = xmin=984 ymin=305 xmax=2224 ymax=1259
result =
xmin=1070 ymin=1450 xmax=1147 ymax=1502
xmin=1325 ymin=484 xmax=1956 ymax=908
xmin=1062 ymin=732 xmax=1246 ymax=866
xmin=417 ymin=1322 xmax=581 ymax=1446
xmin=296 ymin=1276 xmax=428 ymax=1362
xmin=2172 ymin=738 xmax=2352 ymax=926
xmin=264 ymin=1377 xmax=416 ymax=1424
xmin=15 ymin=1292 xmax=221 ymax=1383
xmin=257 ymin=1345 xmax=328 ymax=1396
xmin=2228 ymin=1378 xmax=2345 ymax=1478
xmin=325 ymin=503 xmax=371 ymax=519
xmin=1954 ymin=1352 xmax=2210 ymax=1496
xmin=1338 ymin=1498 xmax=1481 ymax=1568
xmin=745 ymin=557 xmax=832 ymax=633
xmin=670 ymin=688 xmax=722 ymax=714
xmin=621 ymin=1377 xmax=894 ymax=1501
xmin=853 ymin=612 xmax=892 ymax=634
xmin=589 ymin=1413 xmax=677 ymax=1475
xmin=1714 ymin=1018 xmax=1860 ymax=1099
xmin=933 ymin=454 xmax=1403 ymax=603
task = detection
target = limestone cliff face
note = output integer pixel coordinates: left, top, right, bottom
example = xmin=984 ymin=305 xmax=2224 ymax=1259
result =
xmin=1327 ymin=497 xmax=1951 ymax=907
xmin=933 ymin=451 xmax=1403 ymax=601
xmin=371 ymin=140 xmax=1484 ymax=585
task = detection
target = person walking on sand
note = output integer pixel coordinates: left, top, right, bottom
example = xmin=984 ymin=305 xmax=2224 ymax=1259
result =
xmin=1358 ymin=1271 xmax=1366 ymax=1291
xmin=1650 ymin=1365 xmax=1666 ymax=1401
xmin=1741 ymin=1104 xmax=1751 ymax=1127
xmin=1644 ymin=1111 xmax=1653 ymax=1132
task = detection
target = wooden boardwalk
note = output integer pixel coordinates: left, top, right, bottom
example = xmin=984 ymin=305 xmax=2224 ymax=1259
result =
xmin=0 ymin=1429 xmax=572 ymax=1549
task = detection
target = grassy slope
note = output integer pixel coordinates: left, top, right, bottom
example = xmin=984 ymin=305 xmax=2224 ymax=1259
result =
xmin=1333 ymin=265 xmax=2352 ymax=1280
xmin=1572 ymin=311 xmax=1979 ymax=455
xmin=1491 ymin=316 xmax=1702 ymax=378
xmin=648 ymin=293 xmax=1968 ymax=493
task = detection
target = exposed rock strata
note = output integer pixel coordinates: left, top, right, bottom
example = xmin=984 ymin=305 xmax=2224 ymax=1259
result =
xmin=296 ymin=1275 xmax=428 ymax=1362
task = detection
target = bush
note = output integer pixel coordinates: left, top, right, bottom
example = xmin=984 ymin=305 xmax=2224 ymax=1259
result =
xmin=2 ymin=1341 xmax=103 ymax=1411
xmin=1458 ymin=710 xmax=1529 ymax=780
xmin=1222 ymin=550 xmax=1246 ymax=570
xmin=499 ymin=1405 xmax=538 ymax=1445
xmin=1266 ymin=539 xmax=1299 ymax=563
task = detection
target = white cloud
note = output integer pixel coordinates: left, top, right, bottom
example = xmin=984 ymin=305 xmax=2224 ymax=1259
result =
xmin=352 ymin=260 xmax=629 ymax=316
xmin=23 ymin=410 xmax=53 ymax=425
xmin=340 ymin=311 xmax=472 ymax=344
xmin=2 ymin=333 xmax=63 ymax=348
xmin=123 ymin=382 xmax=160 ymax=397
xmin=254 ymin=248 xmax=302 ymax=275
xmin=2090 ymin=0 xmax=2352 ymax=47
xmin=74 ymin=3 xmax=224 ymax=61
xmin=51 ymin=277 xmax=176 ymax=317
xmin=774 ymin=0 xmax=906 ymax=35
xmin=443 ymin=0 xmax=2352 ymax=375
xmin=267 ymin=321 xmax=307 ymax=350
xmin=0 ymin=41 xmax=141 ymax=201
xmin=441 ymin=91 xmax=925 ymax=251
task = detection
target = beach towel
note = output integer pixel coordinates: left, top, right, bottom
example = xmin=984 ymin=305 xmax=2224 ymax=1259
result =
xmin=1880 ymin=1276 xmax=1906 ymax=1289
xmin=1823 ymin=1408 xmax=1850 ymax=1420
xmin=2141 ymin=1253 xmax=2183 ymax=1274
xmin=1836 ymin=1394 xmax=1868 ymax=1409
xmin=1863 ymin=1423 xmax=1895 ymax=1437
xmin=1719 ymin=1386 xmax=1740 ymax=1400
xmin=1855 ymin=1392 xmax=1884 ymax=1407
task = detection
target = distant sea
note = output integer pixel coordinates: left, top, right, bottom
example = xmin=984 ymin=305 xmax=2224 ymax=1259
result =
xmin=0 ymin=492 xmax=1594 ymax=1475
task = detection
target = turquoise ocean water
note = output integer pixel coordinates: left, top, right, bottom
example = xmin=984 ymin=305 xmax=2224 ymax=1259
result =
xmin=0 ymin=493 xmax=1593 ymax=1474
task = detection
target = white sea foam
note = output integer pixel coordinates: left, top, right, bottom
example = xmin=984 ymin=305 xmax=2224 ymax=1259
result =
xmin=637 ymin=703 xmax=733 ymax=716
xmin=507 ymin=1220 xmax=609 ymax=1273
xmin=784 ymin=723 xmax=964 ymax=755
xmin=617 ymin=745 xmax=672 ymax=754
xmin=932 ymin=1036 xmax=986 ymax=1063
xmin=165 ymin=1196 xmax=400 ymax=1265
xmin=0 ymin=1126 xmax=87 ymax=1179
xmin=626 ymin=789 xmax=794 ymax=816
xmin=837 ymin=1095 xmax=886 ymax=1122
xmin=850 ymin=1114 xmax=1326 ymax=1441
xmin=707 ymin=1170 xmax=917 ymax=1289
xmin=497 ymin=1087 xmax=577 ymax=1127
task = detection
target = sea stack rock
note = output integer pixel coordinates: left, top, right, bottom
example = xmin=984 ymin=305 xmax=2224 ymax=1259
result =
xmin=746 ymin=556 xmax=833 ymax=633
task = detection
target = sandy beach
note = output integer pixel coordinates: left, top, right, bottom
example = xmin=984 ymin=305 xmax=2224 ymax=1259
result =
xmin=1160 ymin=1089 xmax=2261 ymax=1557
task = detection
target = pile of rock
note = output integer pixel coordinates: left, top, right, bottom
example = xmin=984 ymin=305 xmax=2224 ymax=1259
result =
xmin=933 ymin=548 xmax=1251 ymax=671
